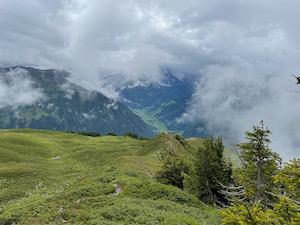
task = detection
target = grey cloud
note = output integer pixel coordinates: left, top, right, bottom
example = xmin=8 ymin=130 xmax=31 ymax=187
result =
xmin=1 ymin=0 xmax=300 ymax=160
xmin=0 ymin=0 xmax=64 ymax=67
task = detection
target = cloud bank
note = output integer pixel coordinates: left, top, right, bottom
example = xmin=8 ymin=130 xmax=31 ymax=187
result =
xmin=0 ymin=0 xmax=300 ymax=159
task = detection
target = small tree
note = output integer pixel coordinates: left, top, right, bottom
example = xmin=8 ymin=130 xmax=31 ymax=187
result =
xmin=221 ymin=123 xmax=299 ymax=224
xmin=155 ymin=154 xmax=189 ymax=189
xmin=234 ymin=121 xmax=281 ymax=205
xmin=184 ymin=135 xmax=232 ymax=203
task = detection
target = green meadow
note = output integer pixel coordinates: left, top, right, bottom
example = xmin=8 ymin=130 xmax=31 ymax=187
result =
xmin=0 ymin=129 xmax=226 ymax=224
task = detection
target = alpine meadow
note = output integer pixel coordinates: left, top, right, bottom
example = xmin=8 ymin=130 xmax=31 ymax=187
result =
xmin=1 ymin=0 xmax=300 ymax=224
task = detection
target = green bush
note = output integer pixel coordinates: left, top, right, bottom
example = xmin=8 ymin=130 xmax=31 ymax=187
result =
xmin=117 ymin=175 xmax=201 ymax=207
xmin=105 ymin=132 xmax=116 ymax=136
xmin=66 ymin=182 xmax=116 ymax=200
xmin=123 ymin=132 xmax=139 ymax=139
xmin=78 ymin=131 xmax=100 ymax=137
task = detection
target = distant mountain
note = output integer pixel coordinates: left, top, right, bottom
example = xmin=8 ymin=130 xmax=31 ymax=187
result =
xmin=0 ymin=67 xmax=155 ymax=137
xmin=120 ymin=71 xmax=209 ymax=138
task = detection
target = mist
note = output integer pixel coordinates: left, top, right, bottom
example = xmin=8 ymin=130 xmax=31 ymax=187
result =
xmin=0 ymin=68 xmax=46 ymax=108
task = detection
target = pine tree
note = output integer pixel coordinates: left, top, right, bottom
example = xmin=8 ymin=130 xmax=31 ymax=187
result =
xmin=221 ymin=159 xmax=300 ymax=224
xmin=274 ymin=158 xmax=300 ymax=201
xmin=234 ymin=121 xmax=281 ymax=205
xmin=221 ymin=122 xmax=299 ymax=224
xmin=155 ymin=154 xmax=188 ymax=189
xmin=184 ymin=135 xmax=232 ymax=203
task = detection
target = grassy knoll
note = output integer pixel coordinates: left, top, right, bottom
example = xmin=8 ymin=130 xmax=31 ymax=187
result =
xmin=0 ymin=129 xmax=222 ymax=224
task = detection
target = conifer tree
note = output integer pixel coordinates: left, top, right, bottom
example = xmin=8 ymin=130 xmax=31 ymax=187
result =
xmin=221 ymin=159 xmax=300 ymax=224
xmin=274 ymin=158 xmax=300 ymax=201
xmin=234 ymin=121 xmax=281 ymax=205
xmin=155 ymin=154 xmax=188 ymax=189
xmin=184 ymin=135 xmax=232 ymax=203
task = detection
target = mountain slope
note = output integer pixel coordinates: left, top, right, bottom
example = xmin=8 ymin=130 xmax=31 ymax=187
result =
xmin=140 ymin=131 xmax=240 ymax=168
xmin=0 ymin=67 xmax=155 ymax=137
xmin=0 ymin=129 xmax=222 ymax=224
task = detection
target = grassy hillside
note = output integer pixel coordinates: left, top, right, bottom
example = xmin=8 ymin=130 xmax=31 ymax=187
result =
xmin=0 ymin=129 xmax=223 ymax=224
xmin=140 ymin=132 xmax=240 ymax=168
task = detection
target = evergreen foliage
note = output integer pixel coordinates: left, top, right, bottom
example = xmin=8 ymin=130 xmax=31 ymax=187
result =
xmin=274 ymin=158 xmax=300 ymax=200
xmin=155 ymin=154 xmax=189 ymax=189
xmin=220 ymin=122 xmax=299 ymax=224
xmin=105 ymin=132 xmax=117 ymax=136
xmin=77 ymin=131 xmax=101 ymax=137
xmin=184 ymin=135 xmax=232 ymax=203
xmin=174 ymin=134 xmax=187 ymax=146
xmin=123 ymin=132 xmax=139 ymax=139
xmin=220 ymin=201 xmax=276 ymax=224
xmin=234 ymin=120 xmax=281 ymax=205
xmin=220 ymin=193 xmax=300 ymax=224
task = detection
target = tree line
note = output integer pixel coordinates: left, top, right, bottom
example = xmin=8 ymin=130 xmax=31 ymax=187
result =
xmin=66 ymin=131 xmax=151 ymax=140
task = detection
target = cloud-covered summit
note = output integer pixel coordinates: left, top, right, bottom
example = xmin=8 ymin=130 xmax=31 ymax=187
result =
xmin=0 ymin=0 xmax=300 ymax=159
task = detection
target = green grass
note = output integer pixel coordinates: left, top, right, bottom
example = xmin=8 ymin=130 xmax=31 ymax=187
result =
xmin=0 ymin=129 xmax=222 ymax=224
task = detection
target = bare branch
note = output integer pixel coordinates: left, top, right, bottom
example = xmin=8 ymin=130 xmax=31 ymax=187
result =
xmin=265 ymin=191 xmax=300 ymax=206
xmin=214 ymin=176 xmax=244 ymax=189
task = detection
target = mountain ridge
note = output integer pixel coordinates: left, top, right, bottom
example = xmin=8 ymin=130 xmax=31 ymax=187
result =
xmin=0 ymin=67 xmax=155 ymax=137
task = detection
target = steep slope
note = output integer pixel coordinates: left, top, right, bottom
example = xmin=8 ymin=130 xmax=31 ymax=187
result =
xmin=0 ymin=129 xmax=222 ymax=224
xmin=0 ymin=67 xmax=154 ymax=137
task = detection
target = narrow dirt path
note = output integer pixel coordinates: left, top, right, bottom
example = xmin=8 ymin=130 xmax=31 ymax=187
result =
xmin=136 ymin=159 xmax=154 ymax=180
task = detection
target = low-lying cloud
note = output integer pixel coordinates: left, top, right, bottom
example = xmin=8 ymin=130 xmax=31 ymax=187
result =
xmin=0 ymin=68 xmax=46 ymax=108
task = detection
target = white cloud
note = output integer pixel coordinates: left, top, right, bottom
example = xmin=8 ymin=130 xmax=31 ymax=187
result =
xmin=82 ymin=112 xmax=96 ymax=119
xmin=0 ymin=68 xmax=46 ymax=108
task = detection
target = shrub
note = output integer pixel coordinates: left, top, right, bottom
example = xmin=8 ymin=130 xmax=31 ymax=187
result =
xmin=105 ymin=132 xmax=116 ymax=136
xmin=78 ymin=131 xmax=100 ymax=137
xmin=123 ymin=132 xmax=139 ymax=139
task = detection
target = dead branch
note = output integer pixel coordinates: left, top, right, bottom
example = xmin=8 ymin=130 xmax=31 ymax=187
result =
xmin=214 ymin=176 xmax=244 ymax=190
xmin=265 ymin=191 xmax=300 ymax=206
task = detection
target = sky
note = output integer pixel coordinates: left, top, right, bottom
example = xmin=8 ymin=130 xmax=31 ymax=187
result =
xmin=0 ymin=0 xmax=300 ymax=160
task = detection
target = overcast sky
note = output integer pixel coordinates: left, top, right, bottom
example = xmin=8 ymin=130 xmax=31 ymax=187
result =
xmin=0 ymin=0 xmax=300 ymax=160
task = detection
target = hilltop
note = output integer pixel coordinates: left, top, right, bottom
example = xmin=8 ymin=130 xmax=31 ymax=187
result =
xmin=0 ymin=129 xmax=234 ymax=224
